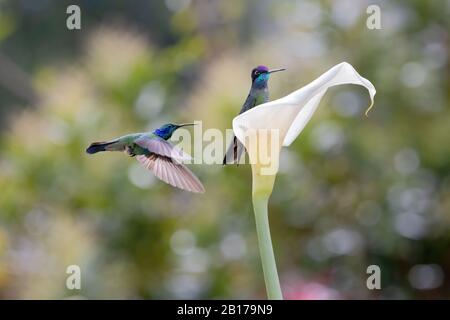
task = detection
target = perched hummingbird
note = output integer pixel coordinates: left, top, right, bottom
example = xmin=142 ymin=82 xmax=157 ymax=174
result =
xmin=223 ymin=65 xmax=285 ymax=165
xmin=86 ymin=123 xmax=205 ymax=193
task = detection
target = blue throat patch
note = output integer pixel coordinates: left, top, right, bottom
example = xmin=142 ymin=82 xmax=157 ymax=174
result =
xmin=255 ymin=73 xmax=270 ymax=88
xmin=154 ymin=127 xmax=171 ymax=139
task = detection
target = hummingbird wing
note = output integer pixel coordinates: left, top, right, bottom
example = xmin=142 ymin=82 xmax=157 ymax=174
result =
xmin=134 ymin=136 xmax=192 ymax=163
xmin=238 ymin=93 xmax=258 ymax=114
xmin=136 ymin=154 xmax=205 ymax=193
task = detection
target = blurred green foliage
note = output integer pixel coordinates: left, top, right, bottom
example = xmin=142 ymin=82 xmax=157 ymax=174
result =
xmin=0 ymin=0 xmax=449 ymax=299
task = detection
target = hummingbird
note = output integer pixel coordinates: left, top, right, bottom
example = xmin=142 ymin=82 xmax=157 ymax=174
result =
xmin=86 ymin=123 xmax=205 ymax=193
xmin=223 ymin=65 xmax=285 ymax=165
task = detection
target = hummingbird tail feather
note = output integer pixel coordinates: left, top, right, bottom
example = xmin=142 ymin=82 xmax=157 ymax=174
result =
xmin=235 ymin=140 xmax=245 ymax=166
xmin=86 ymin=140 xmax=118 ymax=154
xmin=223 ymin=135 xmax=245 ymax=165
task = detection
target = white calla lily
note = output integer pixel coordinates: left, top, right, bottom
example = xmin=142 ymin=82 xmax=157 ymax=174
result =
xmin=230 ymin=62 xmax=376 ymax=300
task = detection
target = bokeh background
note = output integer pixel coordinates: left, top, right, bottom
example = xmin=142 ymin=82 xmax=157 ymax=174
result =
xmin=0 ymin=0 xmax=449 ymax=299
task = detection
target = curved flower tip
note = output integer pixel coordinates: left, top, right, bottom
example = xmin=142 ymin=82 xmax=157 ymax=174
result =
xmin=365 ymin=100 xmax=375 ymax=117
xmin=232 ymin=62 xmax=376 ymax=149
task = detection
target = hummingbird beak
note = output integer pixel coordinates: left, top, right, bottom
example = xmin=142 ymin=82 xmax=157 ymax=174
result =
xmin=268 ymin=68 xmax=286 ymax=74
xmin=178 ymin=123 xmax=196 ymax=128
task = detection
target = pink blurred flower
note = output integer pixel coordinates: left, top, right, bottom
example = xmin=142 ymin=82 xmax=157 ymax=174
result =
xmin=284 ymin=279 xmax=341 ymax=300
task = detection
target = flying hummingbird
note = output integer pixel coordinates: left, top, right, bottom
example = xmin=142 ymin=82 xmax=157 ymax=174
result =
xmin=86 ymin=123 xmax=205 ymax=193
xmin=223 ymin=65 xmax=285 ymax=165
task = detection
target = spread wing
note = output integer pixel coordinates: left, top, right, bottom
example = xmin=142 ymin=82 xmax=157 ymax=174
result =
xmin=137 ymin=154 xmax=205 ymax=193
xmin=134 ymin=136 xmax=192 ymax=163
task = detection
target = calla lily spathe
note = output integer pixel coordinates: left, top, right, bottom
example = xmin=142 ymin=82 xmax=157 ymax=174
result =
xmin=232 ymin=62 xmax=376 ymax=171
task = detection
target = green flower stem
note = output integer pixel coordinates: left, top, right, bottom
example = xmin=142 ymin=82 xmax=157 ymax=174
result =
xmin=251 ymin=172 xmax=283 ymax=300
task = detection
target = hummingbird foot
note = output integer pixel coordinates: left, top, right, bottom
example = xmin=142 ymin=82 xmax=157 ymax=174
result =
xmin=125 ymin=146 xmax=136 ymax=157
